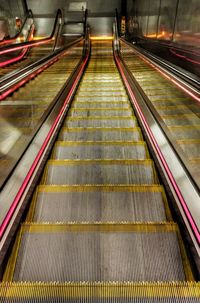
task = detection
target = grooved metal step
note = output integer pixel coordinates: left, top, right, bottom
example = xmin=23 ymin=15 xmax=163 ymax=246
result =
xmin=27 ymin=185 xmax=170 ymax=222
xmin=4 ymin=223 xmax=192 ymax=282
xmin=59 ymin=128 xmax=143 ymax=142
xmin=52 ymin=142 xmax=149 ymax=160
xmin=71 ymin=101 xmax=130 ymax=108
xmin=65 ymin=117 xmax=137 ymax=127
xmin=68 ymin=108 xmax=133 ymax=117
xmin=42 ymin=159 xmax=158 ymax=185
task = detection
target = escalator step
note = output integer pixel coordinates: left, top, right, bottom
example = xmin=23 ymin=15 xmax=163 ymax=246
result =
xmin=52 ymin=142 xmax=149 ymax=160
xmin=42 ymin=159 xmax=158 ymax=185
xmin=65 ymin=117 xmax=137 ymax=128
xmin=27 ymin=185 xmax=170 ymax=222
xmin=71 ymin=102 xmax=130 ymax=108
xmin=4 ymin=223 xmax=191 ymax=282
xmin=68 ymin=109 xmax=133 ymax=117
xmin=59 ymin=128 xmax=143 ymax=142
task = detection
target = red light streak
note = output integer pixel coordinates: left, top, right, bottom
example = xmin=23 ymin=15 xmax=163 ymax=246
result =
xmin=0 ymin=38 xmax=52 ymax=56
xmin=0 ymin=55 xmax=88 ymax=239
xmin=0 ymin=48 xmax=28 ymax=68
xmin=116 ymin=55 xmax=200 ymax=244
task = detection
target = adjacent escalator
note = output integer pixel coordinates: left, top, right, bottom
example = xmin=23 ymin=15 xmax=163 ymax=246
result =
xmin=120 ymin=41 xmax=200 ymax=186
xmin=0 ymin=41 xmax=83 ymax=187
xmin=2 ymin=39 xmax=198 ymax=302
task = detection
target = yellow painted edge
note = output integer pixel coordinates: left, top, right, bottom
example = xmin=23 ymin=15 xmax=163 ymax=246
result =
xmin=68 ymin=108 xmax=131 ymax=111
xmin=3 ymin=227 xmax=23 ymax=282
xmin=2 ymin=282 xmax=200 ymax=298
xmin=168 ymin=125 xmax=200 ymax=130
xmin=177 ymin=139 xmax=200 ymax=144
xmin=46 ymin=159 xmax=154 ymax=166
xmin=26 ymin=188 xmax=39 ymax=222
xmin=160 ymin=187 xmax=173 ymax=221
xmin=53 ymin=141 xmax=147 ymax=146
xmin=36 ymin=184 xmax=166 ymax=193
xmin=66 ymin=116 xmax=136 ymax=120
xmin=60 ymin=127 xmax=142 ymax=133
xmin=162 ymin=114 xmax=197 ymax=119
xmin=21 ymin=222 xmax=178 ymax=234
xmin=176 ymin=226 xmax=195 ymax=281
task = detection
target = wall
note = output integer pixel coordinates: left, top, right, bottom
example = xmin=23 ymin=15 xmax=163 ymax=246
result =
xmin=0 ymin=0 xmax=25 ymax=38
xmin=127 ymin=0 xmax=200 ymax=48
xmin=26 ymin=0 xmax=121 ymax=36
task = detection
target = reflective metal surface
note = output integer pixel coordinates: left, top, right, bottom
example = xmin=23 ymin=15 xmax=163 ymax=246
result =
xmin=0 ymin=41 xmax=83 ymax=187
xmin=120 ymin=40 xmax=200 ymax=188
xmin=2 ymin=40 xmax=193 ymax=287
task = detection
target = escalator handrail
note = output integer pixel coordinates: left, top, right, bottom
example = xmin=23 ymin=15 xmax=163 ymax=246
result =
xmin=0 ymin=37 xmax=89 ymax=250
xmin=0 ymin=37 xmax=83 ymax=100
xmin=0 ymin=9 xmax=34 ymax=45
xmin=113 ymin=25 xmax=200 ymax=249
xmin=120 ymin=38 xmax=200 ymax=97
xmin=0 ymin=23 xmax=35 ymax=69
xmin=0 ymin=9 xmax=63 ymax=56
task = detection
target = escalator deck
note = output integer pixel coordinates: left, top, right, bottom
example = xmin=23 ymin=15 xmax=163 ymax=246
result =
xmin=2 ymin=40 xmax=199 ymax=301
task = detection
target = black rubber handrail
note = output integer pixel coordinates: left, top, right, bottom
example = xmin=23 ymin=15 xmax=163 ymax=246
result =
xmin=0 ymin=9 xmax=34 ymax=45
xmin=0 ymin=9 xmax=63 ymax=55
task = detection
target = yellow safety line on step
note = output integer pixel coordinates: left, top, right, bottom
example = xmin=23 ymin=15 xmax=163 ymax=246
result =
xmin=168 ymin=125 xmax=200 ymax=130
xmin=1 ymin=282 xmax=200 ymax=298
xmin=177 ymin=139 xmax=200 ymax=144
xmin=60 ymin=127 xmax=142 ymax=133
xmin=176 ymin=225 xmax=195 ymax=281
xmin=66 ymin=116 xmax=136 ymax=120
xmin=3 ymin=227 xmax=23 ymax=282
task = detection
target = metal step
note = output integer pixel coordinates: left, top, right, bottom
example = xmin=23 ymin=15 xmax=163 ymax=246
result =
xmin=68 ymin=108 xmax=133 ymax=117
xmin=71 ymin=102 xmax=130 ymax=108
xmin=4 ymin=223 xmax=191 ymax=282
xmin=52 ymin=142 xmax=149 ymax=160
xmin=58 ymin=128 xmax=143 ymax=142
xmin=42 ymin=159 xmax=158 ymax=185
xmin=65 ymin=117 xmax=137 ymax=128
xmin=27 ymin=185 xmax=170 ymax=222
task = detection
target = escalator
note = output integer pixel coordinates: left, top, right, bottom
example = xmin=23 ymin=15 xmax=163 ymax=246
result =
xmin=0 ymin=42 xmax=56 ymax=78
xmin=1 ymin=39 xmax=199 ymax=301
xmin=120 ymin=41 xmax=200 ymax=186
xmin=0 ymin=41 xmax=83 ymax=187
xmin=0 ymin=9 xmax=63 ymax=78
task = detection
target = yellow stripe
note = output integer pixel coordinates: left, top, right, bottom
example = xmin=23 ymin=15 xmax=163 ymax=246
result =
xmin=1 ymin=282 xmax=200 ymax=298
xmin=3 ymin=228 xmax=23 ymax=281
xmin=66 ymin=116 xmax=135 ymax=120
xmin=162 ymin=114 xmax=198 ymax=119
xmin=69 ymin=108 xmax=131 ymax=111
xmin=177 ymin=139 xmax=200 ymax=144
xmin=168 ymin=125 xmax=200 ymax=130
xmin=53 ymin=141 xmax=147 ymax=146
xmin=46 ymin=159 xmax=154 ymax=166
xmin=21 ymin=222 xmax=179 ymax=233
xmin=36 ymin=184 xmax=165 ymax=193
xmin=60 ymin=127 xmax=142 ymax=133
